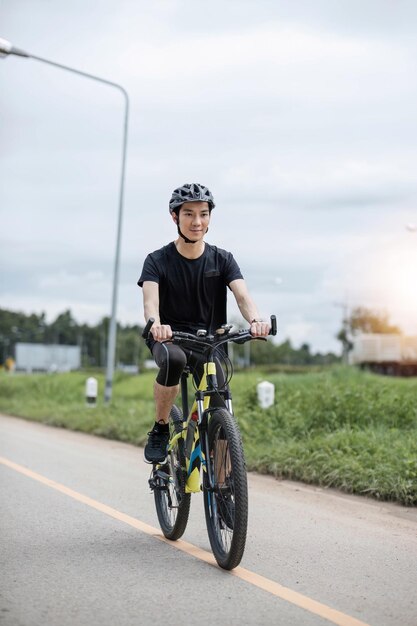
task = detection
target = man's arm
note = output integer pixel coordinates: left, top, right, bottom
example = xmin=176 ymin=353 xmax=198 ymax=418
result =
xmin=229 ymin=279 xmax=270 ymax=337
xmin=142 ymin=281 xmax=172 ymax=341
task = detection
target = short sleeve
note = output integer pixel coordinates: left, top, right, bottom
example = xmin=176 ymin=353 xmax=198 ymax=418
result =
xmin=224 ymin=252 xmax=243 ymax=286
xmin=137 ymin=254 xmax=160 ymax=287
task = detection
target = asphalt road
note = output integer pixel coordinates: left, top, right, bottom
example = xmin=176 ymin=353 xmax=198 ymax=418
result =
xmin=1 ymin=413 xmax=416 ymax=626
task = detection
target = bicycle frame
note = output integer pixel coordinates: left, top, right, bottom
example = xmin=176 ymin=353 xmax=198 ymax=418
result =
xmin=168 ymin=358 xmax=233 ymax=494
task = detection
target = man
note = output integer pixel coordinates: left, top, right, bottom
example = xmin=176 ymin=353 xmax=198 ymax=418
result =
xmin=138 ymin=183 xmax=270 ymax=463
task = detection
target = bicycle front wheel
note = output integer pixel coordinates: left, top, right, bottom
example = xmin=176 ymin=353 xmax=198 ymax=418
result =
xmin=154 ymin=405 xmax=191 ymax=540
xmin=203 ymin=408 xmax=248 ymax=570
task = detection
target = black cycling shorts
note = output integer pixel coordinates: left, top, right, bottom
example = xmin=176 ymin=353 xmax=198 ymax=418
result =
xmin=151 ymin=342 xmax=226 ymax=406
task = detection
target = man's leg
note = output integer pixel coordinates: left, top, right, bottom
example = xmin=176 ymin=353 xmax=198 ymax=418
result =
xmin=144 ymin=342 xmax=186 ymax=463
xmin=153 ymin=381 xmax=179 ymax=424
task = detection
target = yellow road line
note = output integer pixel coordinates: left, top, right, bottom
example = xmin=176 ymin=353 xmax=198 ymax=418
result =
xmin=0 ymin=455 xmax=370 ymax=626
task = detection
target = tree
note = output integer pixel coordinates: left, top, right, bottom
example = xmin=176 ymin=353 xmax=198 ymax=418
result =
xmin=0 ymin=308 xmax=47 ymax=362
xmin=117 ymin=325 xmax=147 ymax=365
xmin=46 ymin=310 xmax=78 ymax=345
xmin=347 ymin=307 xmax=402 ymax=335
xmin=336 ymin=306 xmax=402 ymax=357
xmin=0 ymin=307 xmax=340 ymax=368
xmin=336 ymin=327 xmax=353 ymax=363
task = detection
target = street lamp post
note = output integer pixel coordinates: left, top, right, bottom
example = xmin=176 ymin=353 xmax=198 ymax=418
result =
xmin=0 ymin=37 xmax=129 ymax=403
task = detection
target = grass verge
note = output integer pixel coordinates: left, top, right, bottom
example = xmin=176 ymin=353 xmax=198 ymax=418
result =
xmin=1 ymin=367 xmax=416 ymax=505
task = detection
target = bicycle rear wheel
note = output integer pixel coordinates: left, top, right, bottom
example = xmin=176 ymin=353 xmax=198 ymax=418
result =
xmin=154 ymin=405 xmax=191 ymax=540
xmin=203 ymin=408 xmax=248 ymax=570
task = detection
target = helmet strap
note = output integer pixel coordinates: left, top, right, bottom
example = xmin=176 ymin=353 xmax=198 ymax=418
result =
xmin=177 ymin=224 xmax=197 ymax=244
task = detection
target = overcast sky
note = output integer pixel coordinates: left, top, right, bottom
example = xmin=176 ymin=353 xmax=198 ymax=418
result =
xmin=1 ymin=0 xmax=417 ymax=353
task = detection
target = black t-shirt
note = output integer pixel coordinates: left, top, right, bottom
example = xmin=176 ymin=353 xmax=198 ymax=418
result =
xmin=138 ymin=242 xmax=243 ymax=334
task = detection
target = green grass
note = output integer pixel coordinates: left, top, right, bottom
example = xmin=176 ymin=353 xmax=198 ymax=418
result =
xmin=0 ymin=370 xmax=154 ymax=446
xmin=1 ymin=367 xmax=416 ymax=505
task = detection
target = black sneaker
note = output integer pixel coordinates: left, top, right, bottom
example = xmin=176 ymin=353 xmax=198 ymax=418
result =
xmin=144 ymin=424 xmax=170 ymax=464
xmin=217 ymin=492 xmax=235 ymax=530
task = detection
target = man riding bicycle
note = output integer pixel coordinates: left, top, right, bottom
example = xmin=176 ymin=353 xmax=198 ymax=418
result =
xmin=138 ymin=183 xmax=270 ymax=464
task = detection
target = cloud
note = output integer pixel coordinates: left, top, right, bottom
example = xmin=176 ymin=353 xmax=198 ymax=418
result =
xmin=222 ymin=156 xmax=416 ymax=210
xmin=38 ymin=270 xmax=106 ymax=289
xmin=1 ymin=1 xmax=417 ymax=354
xmin=283 ymin=319 xmax=317 ymax=347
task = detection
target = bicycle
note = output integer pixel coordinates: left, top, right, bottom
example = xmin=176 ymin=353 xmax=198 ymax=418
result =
xmin=142 ymin=315 xmax=277 ymax=570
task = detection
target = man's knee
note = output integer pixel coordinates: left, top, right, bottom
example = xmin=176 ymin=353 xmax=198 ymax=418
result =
xmin=155 ymin=344 xmax=186 ymax=387
xmin=154 ymin=380 xmax=179 ymax=395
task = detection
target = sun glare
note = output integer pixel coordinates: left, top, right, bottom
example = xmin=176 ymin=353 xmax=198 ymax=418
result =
xmin=363 ymin=241 xmax=417 ymax=332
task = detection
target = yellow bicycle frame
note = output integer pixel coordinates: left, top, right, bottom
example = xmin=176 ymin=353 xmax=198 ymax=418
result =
xmin=168 ymin=361 xmax=216 ymax=494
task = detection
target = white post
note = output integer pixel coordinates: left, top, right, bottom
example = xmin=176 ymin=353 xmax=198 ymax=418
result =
xmin=257 ymin=381 xmax=275 ymax=409
xmin=86 ymin=377 xmax=98 ymax=407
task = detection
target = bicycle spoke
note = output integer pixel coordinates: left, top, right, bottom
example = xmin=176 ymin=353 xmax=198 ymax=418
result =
xmin=153 ymin=405 xmax=190 ymax=540
xmin=203 ymin=408 xmax=248 ymax=570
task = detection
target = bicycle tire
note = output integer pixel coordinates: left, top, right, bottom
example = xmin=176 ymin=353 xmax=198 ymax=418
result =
xmin=154 ymin=405 xmax=191 ymax=540
xmin=203 ymin=408 xmax=248 ymax=570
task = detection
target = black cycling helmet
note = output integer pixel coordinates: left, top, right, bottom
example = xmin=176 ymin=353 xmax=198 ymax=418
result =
xmin=169 ymin=183 xmax=215 ymax=214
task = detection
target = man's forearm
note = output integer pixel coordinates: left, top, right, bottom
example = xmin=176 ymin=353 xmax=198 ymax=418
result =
xmin=235 ymin=290 xmax=270 ymax=337
xmin=144 ymin=303 xmax=160 ymax=325
xmin=236 ymin=294 xmax=261 ymax=324
xmin=230 ymin=279 xmax=263 ymax=323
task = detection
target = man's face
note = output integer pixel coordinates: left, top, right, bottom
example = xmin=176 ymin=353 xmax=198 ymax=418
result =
xmin=174 ymin=201 xmax=211 ymax=242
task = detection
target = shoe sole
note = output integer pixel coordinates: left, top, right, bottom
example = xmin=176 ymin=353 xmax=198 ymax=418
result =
xmin=143 ymin=450 xmax=168 ymax=465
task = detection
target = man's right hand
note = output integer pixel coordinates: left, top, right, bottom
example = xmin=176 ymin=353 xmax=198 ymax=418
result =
xmin=151 ymin=324 xmax=173 ymax=342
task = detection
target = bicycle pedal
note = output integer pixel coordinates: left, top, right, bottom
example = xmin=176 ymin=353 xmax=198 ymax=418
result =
xmin=148 ymin=477 xmax=157 ymax=491
xmin=148 ymin=477 xmax=168 ymax=492
xmin=155 ymin=469 xmax=170 ymax=481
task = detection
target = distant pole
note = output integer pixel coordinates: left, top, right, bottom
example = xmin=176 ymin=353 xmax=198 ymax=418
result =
xmin=334 ymin=300 xmax=350 ymax=364
xmin=244 ymin=340 xmax=251 ymax=368
xmin=0 ymin=37 xmax=129 ymax=403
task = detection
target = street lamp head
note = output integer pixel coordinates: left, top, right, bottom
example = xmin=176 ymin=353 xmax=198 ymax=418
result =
xmin=0 ymin=37 xmax=12 ymax=57
xmin=0 ymin=37 xmax=29 ymax=58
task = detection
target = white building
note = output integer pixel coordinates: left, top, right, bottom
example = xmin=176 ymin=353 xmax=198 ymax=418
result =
xmin=15 ymin=343 xmax=81 ymax=372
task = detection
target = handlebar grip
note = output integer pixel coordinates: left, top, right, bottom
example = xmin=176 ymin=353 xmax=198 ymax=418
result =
xmin=269 ymin=315 xmax=277 ymax=336
xmin=142 ymin=317 xmax=155 ymax=339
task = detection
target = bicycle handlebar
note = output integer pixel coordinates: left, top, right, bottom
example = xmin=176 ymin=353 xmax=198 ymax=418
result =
xmin=142 ymin=315 xmax=277 ymax=346
xmin=142 ymin=317 xmax=157 ymax=339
